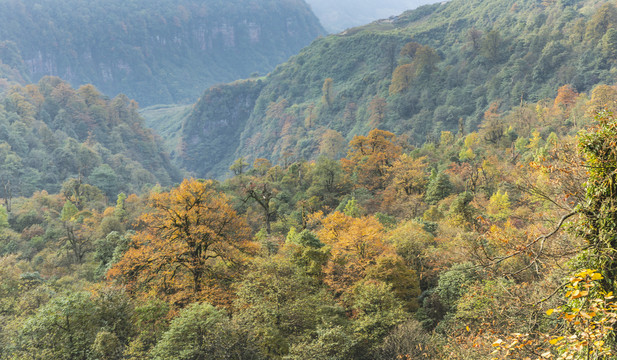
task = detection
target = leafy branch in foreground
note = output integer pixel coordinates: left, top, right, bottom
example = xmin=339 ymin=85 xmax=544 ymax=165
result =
xmin=492 ymin=270 xmax=617 ymax=360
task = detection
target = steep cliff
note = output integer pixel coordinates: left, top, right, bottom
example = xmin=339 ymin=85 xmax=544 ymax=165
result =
xmin=179 ymin=79 xmax=264 ymax=178
xmin=0 ymin=0 xmax=324 ymax=105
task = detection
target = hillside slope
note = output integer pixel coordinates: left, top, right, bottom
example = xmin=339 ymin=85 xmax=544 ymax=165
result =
xmin=176 ymin=0 xmax=617 ymax=179
xmin=0 ymin=0 xmax=324 ymax=106
xmin=0 ymin=77 xmax=182 ymax=203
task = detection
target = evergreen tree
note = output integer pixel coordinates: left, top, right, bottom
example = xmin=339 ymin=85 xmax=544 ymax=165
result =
xmin=578 ymin=111 xmax=617 ymax=293
xmin=425 ymin=171 xmax=452 ymax=204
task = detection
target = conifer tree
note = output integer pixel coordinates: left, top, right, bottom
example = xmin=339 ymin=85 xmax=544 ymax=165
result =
xmin=425 ymin=171 xmax=452 ymax=204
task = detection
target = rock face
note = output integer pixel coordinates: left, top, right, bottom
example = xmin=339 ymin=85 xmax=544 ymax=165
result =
xmin=179 ymin=79 xmax=265 ymax=178
xmin=0 ymin=0 xmax=324 ymax=105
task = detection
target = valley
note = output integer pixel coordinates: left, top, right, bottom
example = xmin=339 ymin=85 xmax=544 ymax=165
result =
xmin=0 ymin=0 xmax=616 ymax=359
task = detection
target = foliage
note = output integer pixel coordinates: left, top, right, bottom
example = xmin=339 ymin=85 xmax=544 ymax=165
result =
xmin=5 ymin=0 xmax=617 ymax=358
xmin=546 ymin=270 xmax=616 ymax=359
xmin=150 ymin=302 xmax=262 ymax=360
xmin=17 ymin=290 xmax=134 ymax=360
xmin=284 ymin=325 xmax=355 ymax=360
xmin=0 ymin=92 xmax=613 ymax=359
xmin=494 ymin=270 xmax=617 ymax=360
xmin=0 ymin=78 xmax=181 ymax=200
xmin=347 ymin=280 xmax=407 ymax=351
xmin=170 ymin=0 xmax=617 ymax=180
xmin=577 ymin=111 xmax=617 ymax=292
xmin=108 ymin=178 xmax=256 ymax=306
xmin=18 ymin=292 xmax=100 ymax=359
xmin=425 ymin=171 xmax=453 ymax=204
xmin=316 ymin=212 xmax=388 ymax=294
xmin=234 ymin=256 xmax=346 ymax=358
xmin=343 ymin=129 xmax=403 ymax=191
xmin=0 ymin=205 xmax=7 ymax=229
xmin=178 ymin=80 xmax=265 ymax=178
xmin=487 ymin=190 xmax=511 ymax=221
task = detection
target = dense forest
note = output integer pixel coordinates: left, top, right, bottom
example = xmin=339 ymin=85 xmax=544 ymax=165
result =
xmin=0 ymin=76 xmax=181 ymax=204
xmin=167 ymin=0 xmax=617 ymax=179
xmin=2 ymin=0 xmax=617 ymax=358
xmin=0 ymin=0 xmax=324 ymax=105
xmin=1 ymin=79 xmax=617 ymax=359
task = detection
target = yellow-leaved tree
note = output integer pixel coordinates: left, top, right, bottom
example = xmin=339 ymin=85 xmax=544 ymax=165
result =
xmin=315 ymin=211 xmax=420 ymax=310
xmin=342 ymin=129 xmax=403 ymax=191
xmin=108 ymin=178 xmax=256 ymax=307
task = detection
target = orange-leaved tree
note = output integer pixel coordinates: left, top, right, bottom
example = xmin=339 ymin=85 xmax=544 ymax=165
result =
xmin=108 ymin=178 xmax=256 ymax=306
xmin=314 ymin=211 xmax=420 ymax=309
xmin=315 ymin=212 xmax=388 ymax=295
xmin=381 ymin=154 xmax=429 ymax=218
xmin=342 ymin=129 xmax=403 ymax=191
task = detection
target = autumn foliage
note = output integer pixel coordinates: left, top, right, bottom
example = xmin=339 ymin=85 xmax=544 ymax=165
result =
xmin=343 ymin=129 xmax=403 ymax=191
xmin=108 ymin=178 xmax=256 ymax=306
xmin=8 ymin=77 xmax=617 ymax=359
xmin=316 ymin=212 xmax=389 ymax=294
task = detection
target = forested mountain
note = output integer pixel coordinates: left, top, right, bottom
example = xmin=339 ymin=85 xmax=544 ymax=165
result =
xmin=2 ymin=0 xmax=617 ymax=357
xmin=2 ymin=77 xmax=617 ymax=358
xmin=175 ymin=0 xmax=617 ymax=179
xmin=0 ymin=0 xmax=324 ymax=106
xmin=305 ymin=0 xmax=438 ymax=33
xmin=0 ymin=41 xmax=28 ymax=93
xmin=0 ymin=77 xmax=182 ymax=206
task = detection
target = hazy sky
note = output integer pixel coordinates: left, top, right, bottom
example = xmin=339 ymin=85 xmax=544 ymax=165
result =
xmin=304 ymin=0 xmax=441 ymax=33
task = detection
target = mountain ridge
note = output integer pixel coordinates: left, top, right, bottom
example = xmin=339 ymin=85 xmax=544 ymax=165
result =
xmin=171 ymin=0 xmax=617 ymax=179
xmin=304 ymin=0 xmax=440 ymax=33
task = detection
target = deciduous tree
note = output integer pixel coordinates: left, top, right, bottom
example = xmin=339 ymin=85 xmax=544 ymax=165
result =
xmin=108 ymin=179 xmax=255 ymax=306
xmin=242 ymin=163 xmax=278 ymax=234
xmin=389 ymin=64 xmax=414 ymax=95
xmin=343 ymin=129 xmax=403 ymax=191
xmin=60 ymin=200 xmax=96 ymax=264
xmin=234 ymin=256 xmax=344 ymax=358
xmin=322 ymin=78 xmax=334 ymax=108
xmin=368 ymin=97 xmax=388 ymax=128
xmin=150 ymin=302 xmax=261 ymax=360
xmin=316 ymin=212 xmax=398 ymax=296
xmin=387 ymin=154 xmax=428 ymax=197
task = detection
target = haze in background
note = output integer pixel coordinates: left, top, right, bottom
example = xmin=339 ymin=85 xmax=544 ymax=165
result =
xmin=305 ymin=0 xmax=441 ymax=33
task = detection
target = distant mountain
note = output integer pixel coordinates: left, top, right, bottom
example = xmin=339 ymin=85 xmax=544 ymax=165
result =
xmin=0 ymin=0 xmax=324 ymax=106
xmin=171 ymin=0 xmax=617 ymax=179
xmin=305 ymin=0 xmax=439 ymax=33
xmin=0 ymin=41 xmax=28 ymax=92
